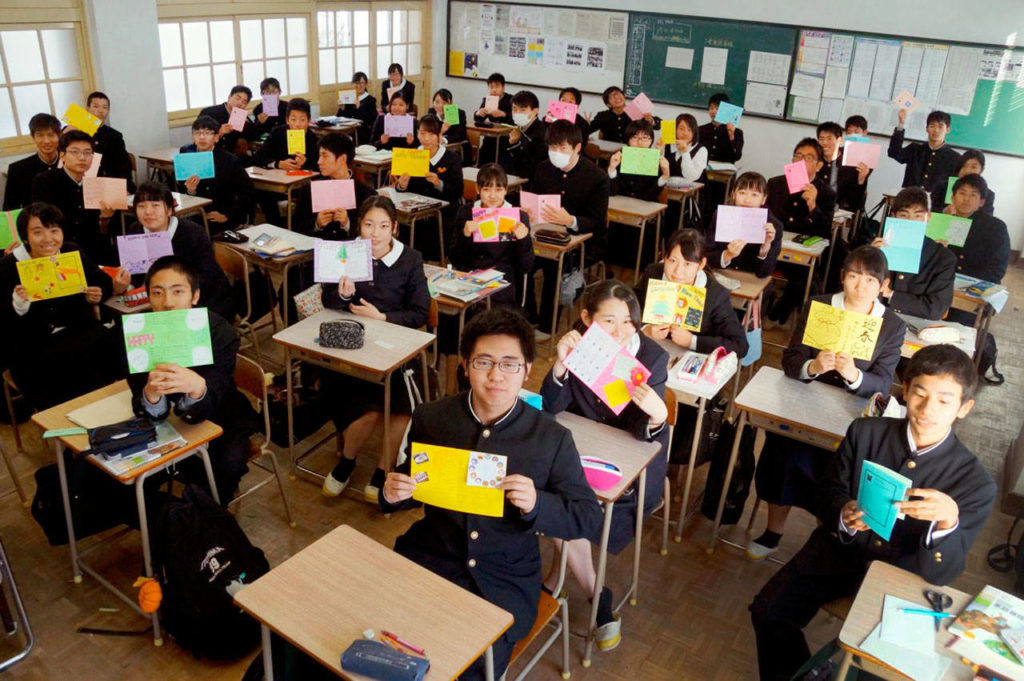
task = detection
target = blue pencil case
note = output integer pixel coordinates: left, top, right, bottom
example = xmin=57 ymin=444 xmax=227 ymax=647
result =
xmin=341 ymin=639 xmax=429 ymax=681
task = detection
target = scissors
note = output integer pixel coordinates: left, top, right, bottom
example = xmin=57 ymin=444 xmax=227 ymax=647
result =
xmin=925 ymin=589 xmax=953 ymax=631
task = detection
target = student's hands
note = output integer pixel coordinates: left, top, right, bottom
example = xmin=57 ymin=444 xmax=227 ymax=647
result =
xmin=935 ymin=239 xmax=949 ymax=248
xmin=146 ymin=363 xmax=207 ymax=400
xmin=475 ymin=107 xmax=488 ymax=118
xmin=840 ymin=499 xmax=869 ymax=532
xmin=632 ymin=382 xmax=667 ymax=426
xmin=801 ymin=182 xmax=818 ymax=212
xmin=219 ymin=123 xmax=232 ymax=137
xmin=644 ymin=324 xmax=670 ymax=341
xmin=608 ymin=150 xmax=622 ymax=172
xmin=383 ymin=472 xmax=417 ymax=504
xmin=642 ymin=112 xmax=654 ymax=124
xmin=724 ymin=239 xmax=747 ymax=260
xmin=897 ymin=108 xmax=907 ymax=129
xmin=112 ymin=267 xmax=131 ymax=295
xmin=870 ymin=236 xmax=886 ymax=249
xmin=501 ymin=474 xmax=537 ymax=514
xmin=185 ymin=175 xmax=200 ymax=194
xmin=834 ymin=352 xmax=859 ymax=383
xmin=97 ymin=202 xmax=115 ymax=220
xmin=508 ymin=128 xmax=522 ymax=144
xmin=898 ymin=488 xmax=959 ymax=530
xmin=553 ymin=329 xmax=582 ymax=379
xmin=317 ymin=210 xmax=338 ymax=227
xmin=84 ymin=286 xmax=103 ymax=304
xmin=942 ymin=203 xmax=956 ymax=215
xmin=338 ymin=276 xmax=356 ymax=299
xmin=669 ymin=325 xmax=693 ymax=348
xmin=726 ymin=122 xmax=736 ymax=140
xmin=659 ymin=156 xmax=670 ymax=179
xmin=350 ymin=298 xmax=385 ymax=320
xmin=512 ymin=222 xmax=530 ymax=240
xmin=257 ymin=112 xmax=270 ymax=124
xmin=856 ymin=162 xmax=870 ymax=185
xmin=809 ymin=349 xmax=836 ymax=376
xmin=396 ymin=173 xmax=411 ymax=191
xmin=405 ymin=133 xmax=415 ymax=145
xmin=293 ymin=153 xmax=307 ymax=168
xmin=441 ymin=121 xmax=451 ymax=135
xmin=583 ymin=111 xmax=593 ymax=123
xmin=463 ymin=220 xmax=478 ymax=237
xmin=4 ymin=242 xmax=19 ymax=256
xmin=207 ymin=211 xmax=228 ymax=223
xmin=278 ymin=157 xmax=301 ymax=171
xmin=13 ymin=285 xmax=28 ymax=303
xmin=425 ymin=171 xmax=441 ymax=188
xmin=542 ymin=204 xmax=572 ymax=227
xmin=879 ymin=278 xmax=894 ymax=301
xmin=763 ymin=222 xmax=776 ymax=245
xmin=380 ymin=133 xmax=391 ymax=144
xmin=675 ymin=139 xmax=690 ymax=154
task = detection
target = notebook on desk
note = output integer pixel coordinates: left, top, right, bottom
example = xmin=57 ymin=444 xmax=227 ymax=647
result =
xmin=67 ymin=390 xmax=134 ymax=429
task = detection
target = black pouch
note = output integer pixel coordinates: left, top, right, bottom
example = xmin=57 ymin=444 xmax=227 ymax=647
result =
xmin=318 ymin=320 xmax=365 ymax=349
xmin=87 ymin=416 xmax=156 ymax=456
xmin=534 ymin=229 xmax=571 ymax=246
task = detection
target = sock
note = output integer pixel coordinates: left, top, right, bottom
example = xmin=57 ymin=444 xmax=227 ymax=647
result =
xmin=596 ymin=587 xmax=614 ymax=627
xmin=330 ymin=457 xmax=356 ymax=482
xmin=754 ymin=530 xmax=782 ymax=549
xmin=369 ymin=467 xmax=386 ymax=489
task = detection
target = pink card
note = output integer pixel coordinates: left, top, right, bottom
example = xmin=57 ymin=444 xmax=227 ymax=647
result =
xmin=384 ymin=113 xmax=414 ymax=137
xmin=485 ymin=95 xmax=500 ymax=112
xmin=715 ymin=206 xmax=769 ymax=243
xmin=893 ymin=89 xmax=919 ymax=114
xmin=624 ymin=93 xmax=653 ymax=121
xmin=562 ymin=322 xmax=652 ymax=415
xmin=472 ymin=207 xmax=520 ymax=242
xmin=311 ymin=179 xmax=357 ymax=213
xmin=784 ymin=161 xmax=811 ymax=194
xmin=262 ymin=94 xmax=279 ymax=117
xmin=82 ymin=177 xmax=128 ymax=210
xmin=228 ymin=106 xmax=248 ymax=132
xmin=84 ymin=151 xmax=102 ymax=178
xmin=841 ymin=141 xmax=882 ymax=169
xmin=546 ymin=100 xmax=578 ymax=122
xmin=519 ymin=191 xmax=561 ymax=223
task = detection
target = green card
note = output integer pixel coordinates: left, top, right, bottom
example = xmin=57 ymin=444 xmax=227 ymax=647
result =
xmin=123 ymin=308 xmax=214 ymax=374
xmin=925 ymin=212 xmax=972 ymax=248
xmin=0 ymin=209 xmax=21 ymax=250
xmin=620 ymin=147 xmax=661 ymax=176
xmin=944 ymin=176 xmax=957 ymax=204
xmin=443 ymin=104 xmax=460 ymax=125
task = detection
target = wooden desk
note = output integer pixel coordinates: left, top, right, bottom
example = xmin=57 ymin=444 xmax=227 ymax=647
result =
xmin=607 ymin=195 xmax=667 ymax=281
xmin=707 ymin=366 xmax=864 ymax=552
xmin=467 ymin=125 xmax=513 ymax=164
xmin=952 ymin=275 xmax=1007 ymax=371
xmin=120 ymin=191 xmax=212 ymax=235
xmin=424 ymin=264 xmax=510 ymax=351
xmin=352 ymin=152 xmax=393 ymax=187
xmin=31 ymin=381 xmax=223 ymax=646
xmin=311 ymin=118 xmax=362 ymax=144
xmin=235 ymin=525 xmax=514 ymax=681
xmin=705 ymin=164 xmax=737 ymax=186
xmin=230 ymin=224 xmax=315 ymax=328
xmin=272 ymin=310 xmax=434 ymax=481
xmin=554 ymin=412 xmax=662 ymax=668
xmin=137 ymin=146 xmax=177 ymax=181
xmin=531 ymin=224 xmax=593 ymax=355
xmin=780 ymin=231 xmax=830 ymax=305
xmin=462 ymin=165 xmax=527 ymax=199
xmin=584 ymin=139 xmax=622 ymax=163
xmin=660 ymin=182 xmax=704 ymax=234
xmin=898 ymin=312 xmax=977 ymax=360
xmin=377 ymin=187 xmax=450 ymax=264
xmin=247 ymin=167 xmax=317 ymax=231
xmin=835 ymin=561 xmax=972 ymax=681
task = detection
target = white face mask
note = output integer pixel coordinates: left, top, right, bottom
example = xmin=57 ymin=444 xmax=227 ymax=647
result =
xmin=548 ymin=150 xmax=572 ymax=169
xmin=512 ymin=112 xmax=531 ymax=128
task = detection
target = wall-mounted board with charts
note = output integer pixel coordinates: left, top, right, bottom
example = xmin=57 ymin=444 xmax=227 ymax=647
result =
xmin=446 ymin=1 xmax=629 ymax=94
xmin=786 ymin=28 xmax=1024 ymax=157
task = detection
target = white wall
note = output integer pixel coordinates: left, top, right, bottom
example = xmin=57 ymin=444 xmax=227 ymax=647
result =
xmin=432 ymin=0 xmax=1024 ymax=249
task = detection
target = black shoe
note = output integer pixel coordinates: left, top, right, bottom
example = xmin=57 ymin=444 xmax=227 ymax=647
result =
xmin=983 ymin=363 xmax=1005 ymax=385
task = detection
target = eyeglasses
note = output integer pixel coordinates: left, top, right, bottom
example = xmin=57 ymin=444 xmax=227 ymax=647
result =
xmin=792 ymin=153 xmax=818 ymax=163
xmin=630 ymin=135 xmax=653 ymax=144
xmin=470 ymin=357 xmax=525 ymax=374
xmin=64 ymin=149 xmax=93 ymax=158
xmin=194 ymin=130 xmax=216 ymax=137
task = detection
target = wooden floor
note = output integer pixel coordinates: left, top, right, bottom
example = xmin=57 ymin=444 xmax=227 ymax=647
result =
xmin=0 ymin=261 xmax=1021 ymax=680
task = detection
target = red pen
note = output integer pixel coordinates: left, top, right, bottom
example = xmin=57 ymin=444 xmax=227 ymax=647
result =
xmin=382 ymin=630 xmax=426 ymax=655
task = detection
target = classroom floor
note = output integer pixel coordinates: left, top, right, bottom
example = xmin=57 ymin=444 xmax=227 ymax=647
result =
xmin=0 ymin=262 xmax=1021 ymax=680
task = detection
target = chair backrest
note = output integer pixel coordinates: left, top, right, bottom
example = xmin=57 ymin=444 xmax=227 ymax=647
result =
xmin=664 ymin=387 xmax=678 ymax=428
xmin=427 ymin=297 xmax=439 ymax=329
xmin=462 ymin=178 xmax=476 ymax=202
xmin=466 ymin=128 xmax=482 ymax=158
xmin=213 ymin=243 xmax=251 ymax=321
xmin=233 ymin=353 xmax=271 ymax=443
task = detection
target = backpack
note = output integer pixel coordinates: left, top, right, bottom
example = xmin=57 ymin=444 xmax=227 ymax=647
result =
xmin=701 ymin=418 xmax=757 ymax=526
xmin=152 ymin=483 xmax=270 ymax=659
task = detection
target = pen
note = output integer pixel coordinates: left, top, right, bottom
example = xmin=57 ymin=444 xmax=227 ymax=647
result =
xmin=382 ymin=630 xmax=426 ymax=655
xmin=898 ymin=607 xmax=954 ymax=618
xmin=381 ymin=634 xmax=403 ymax=652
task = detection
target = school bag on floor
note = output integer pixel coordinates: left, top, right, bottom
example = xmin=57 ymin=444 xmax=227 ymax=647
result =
xmin=152 ymin=483 xmax=269 ymax=659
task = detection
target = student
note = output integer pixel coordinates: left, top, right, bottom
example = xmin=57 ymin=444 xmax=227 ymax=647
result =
xmin=524 ymin=120 xmax=609 ymax=337
xmin=698 ymin=93 xmax=744 ymax=164
xmin=0 ymin=202 xmax=128 ymax=410
xmin=177 ymin=116 xmax=255 ymax=233
xmin=337 ymin=71 xmax=378 ymax=133
xmin=747 ymin=246 xmax=906 ymax=560
xmin=750 ymin=344 xmax=996 ymax=681
xmin=869 ymin=187 xmax=955 ymax=321
xmin=128 ymin=255 xmax=259 ymax=500
xmin=946 ymin=149 xmax=994 ymax=214
xmin=199 ymin=85 xmax=256 ymax=157
xmin=321 ymin=196 xmax=430 ymax=500
xmin=636 ymin=229 xmax=748 ymax=357
xmin=427 ymin=88 xmax=468 ymax=148
xmin=704 ymin=172 xmax=783 ymax=278
xmin=504 ymin=90 xmax=547 ymax=183
xmin=888 ymin=109 xmax=961 ymax=211
xmin=31 ymin=129 xmax=115 ymax=262
xmin=766 ymin=138 xmax=836 ymax=323
xmin=943 ymin=173 xmax=1010 ymax=384
xmin=557 ymin=86 xmax=590 ymax=139
xmin=844 ymin=115 xmax=868 ymax=137
xmin=84 ymin=91 xmax=136 ymax=193
xmin=306 ymin=132 xmax=376 ymax=239
xmin=251 ymin=77 xmax=289 ymax=136
xmin=2 ymin=113 xmax=61 ymax=211
xmin=816 ymin=121 xmax=868 ymax=212
xmin=665 ymin=113 xmax=707 ymax=183
xmin=253 ymin=98 xmax=319 ymax=224
xmin=125 ymin=182 xmax=235 ymax=321
xmin=381 ymin=307 xmax=602 ymax=681
xmin=380 ymin=63 xmax=415 ymax=113
xmin=369 ymin=92 xmax=418 ymax=150
xmin=590 ymin=86 xmax=633 ymax=143
xmin=541 ymin=280 xmax=669 ymax=651
xmin=473 ymin=73 xmax=514 ymax=162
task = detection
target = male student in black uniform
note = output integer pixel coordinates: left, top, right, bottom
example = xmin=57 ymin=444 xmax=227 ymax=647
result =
xmin=524 ymin=119 xmax=609 ymax=338
xmin=306 ymin=132 xmax=376 ymax=239
xmin=199 ymin=85 xmax=256 ymax=158
xmin=503 ymin=90 xmax=547 ymax=184
xmin=85 ymin=91 xmax=135 ymax=192
xmin=590 ymin=86 xmax=632 ymax=143
xmin=250 ymin=77 xmax=289 ymax=137
xmin=178 ymin=116 xmax=254 ymax=233
xmin=816 ymin=121 xmax=868 ymax=212
xmin=844 ymin=115 xmax=868 ymax=137
xmin=253 ymin=98 xmax=319 ymax=225
xmin=750 ymin=344 xmax=996 ymax=681
xmin=474 ymin=72 xmax=514 ymax=163
xmin=888 ymin=108 xmax=961 ymax=212
xmin=381 ymin=307 xmax=602 ymax=681
xmin=2 ymin=113 xmax=61 ymax=211
xmin=698 ymin=93 xmax=745 ymax=164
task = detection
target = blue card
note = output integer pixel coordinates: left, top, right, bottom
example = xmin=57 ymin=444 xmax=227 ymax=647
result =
xmin=880 ymin=217 xmax=926 ymax=274
xmin=173 ymin=151 xmax=215 ymax=181
xmin=857 ymin=460 xmax=912 ymax=541
xmin=845 ymin=134 xmax=871 ymax=143
xmin=714 ymin=101 xmax=744 ymax=126
xmin=518 ymin=389 xmax=543 ymax=410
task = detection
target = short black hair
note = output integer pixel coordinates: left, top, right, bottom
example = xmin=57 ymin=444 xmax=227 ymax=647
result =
xmin=845 ymin=115 xmax=868 ymax=132
xmin=674 ymin=113 xmax=698 ymax=138
xmin=229 ymin=85 xmax=253 ymax=100
xmin=133 ymin=181 xmax=174 ymax=209
xmin=387 ymin=91 xmax=408 ymax=107
xmin=486 ymin=72 xmax=505 ymax=85
xmin=259 ymin=77 xmax=281 ymax=92
xmin=601 ymin=86 xmax=623 ymax=106
xmin=956 ymin=148 xmax=986 ymax=173
xmin=352 ymin=71 xmax=368 ymax=83
xmin=28 ymin=113 xmax=61 ymax=136
xmin=418 ymin=114 xmax=441 ymax=135
xmin=545 ymin=119 xmax=582 ymax=148
xmin=952 ymin=173 xmax=988 ymax=198
xmin=793 ymin=137 xmax=825 ymax=162
xmin=319 ymin=132 xmax=355 ymax=164
xmin=286 ymin=98 xmax=311 ymax=118
xmin=664 ymin=228 xmax=706 ymax=263
xmin=459 ymin=307 xmax=536 ymax=363
xmin=356 ymin=195 xmax=398 ymax=226
xmin=192 ymin=115 xmax=220 ymax=133
xmin=559 ymin=87 xmax=582 ymax=105
xmin=511 ymin=90 xmax=539 ymax=110
xmin=842 ymin=245 xmax=888 ymax=285
xmin=926 ymin=110 xmax=951 ymax=127
xmin=624 ymin=119 xmax=654 ymax=144
xmin=86 ymin=91 xmax=109 ymax=106
xmin=730 ymin=171 xmax=768 ymax=199
xmin=816 ymin=121 xmax=843 ymax=139
xmin=146 ymin=255 xmax=199 ymax=294
xmin=476 ymin=163 xmax=508 ymax=189
xmin=432 ymin=88 xmax=453 ymax=104
xmin=582 ymin=279 xmax=641 ymax=330
xmin=16 ymin=202 xmax=64 ymax=243
xmin=388 ymin=63 xmax=404 ymax=77
xmin=903 ymin=344 xmax=977 ymax=403
xmin=59 ymin=129 xmax=94 ymax=152
xmin=708 ymin=93 xmax=730 ymax=107
xmin=892 ymin=187 xmax=931 ymax=214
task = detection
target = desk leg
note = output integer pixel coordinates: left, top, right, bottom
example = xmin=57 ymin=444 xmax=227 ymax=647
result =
xmin=677 ymin=198 xmax=686 ymax=234
xmin=627 ymin=469 xmax=646 ymax=607
xmin=803 ymin=258 xmax=816 ymax=305
xmin=653 ymin=214 xmax=663 ymax=264
xmin=821 ymin=223 xmax=839 ymax=290
xmin=198 ymin=445 xmax=222 ymax=505
xmin=285 ymin=347 xmax=296 ymax=469
xmin=54 ymin=442 xmax=82 ymax=583
xmin=835 ymin=650 xmax=853 ymax=680
xmin=261 ymin=624 xmax=275 ymax=681
xmin=633 ymin=221 xmax=646 ymax=285
xmin=707 ymin=412 xmax=747 ymax=553
xmin=200 ymin=209 xmax=210 ymax=237
xmin=973 ymin=306 xmax=992 ymax=371
xmin=280 ymin=260 xmax=293 ymax=329
xmin=382 ymin=370 xmax=392 ymax=477
xmin=675 ymin=397 xmax=706 ymax=543
xmin=409 ymin=215 xmax=418 ymax=256
xmin=485 ymin=644 xmax=495 ymax=681
xmin=285 ymin=186 xmax=293 ymax=231
xmin=549 ymin=252 xmax=565 ymax=356
xmin=435 ymin=208 xmax=446 ymax=265
xmin=134 ymin=471 xmax=163 ymax=646
xmin=582 ymin=501 xmax=614 ymax=668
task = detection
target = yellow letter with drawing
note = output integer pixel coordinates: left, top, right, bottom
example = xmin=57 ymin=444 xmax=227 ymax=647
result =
xmin=801 ymin=300 xmax=882 ymax=361
xmin=641 ymin=279 xmax=706 ymax=331
xmin=409 ymin=443 xmax=506 ymax=517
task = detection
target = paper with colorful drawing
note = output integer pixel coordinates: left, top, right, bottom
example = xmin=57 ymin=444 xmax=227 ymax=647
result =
xmin=16 ymin=251 xmax=87 ymax=301
xmin=313 ymin=238 xmax=374 ymax=283
xmin=410 ymin=442 xmax=505 ymax=517
xmin=801 ymin=300 xmax=883 ymax=361
xmin=641 ymin=279 xmax=706 ymax=331
xmin=122 ymin=308 xmax=214 ymax=374
xmin=563 ymin=323 xmax=652 ymax=415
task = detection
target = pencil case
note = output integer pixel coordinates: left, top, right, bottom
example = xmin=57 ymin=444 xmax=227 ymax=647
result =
xmin=534 ymin=229 xmax=571 ymax=245
xmin=341 ymin=639 xmax=429 ymax=681
xmin=318 ymin=320 xmax=365 ymax=349
xmin=88 ymin=417 xmax=155 ymax=456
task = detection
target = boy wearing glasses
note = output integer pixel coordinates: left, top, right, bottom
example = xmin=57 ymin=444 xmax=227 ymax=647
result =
xmin=382 ymin=308 xmax=602 ymax=681
xmin=177 ymin=116 xmax=255 ymax=233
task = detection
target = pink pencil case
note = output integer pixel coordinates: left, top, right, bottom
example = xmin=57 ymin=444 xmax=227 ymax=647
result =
xmin=581 ymin=456 xmax=622 ymax=491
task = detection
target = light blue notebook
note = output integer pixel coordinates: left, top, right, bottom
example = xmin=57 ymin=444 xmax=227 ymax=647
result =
xmin=857 ymin=460 xmax=912 ymax=541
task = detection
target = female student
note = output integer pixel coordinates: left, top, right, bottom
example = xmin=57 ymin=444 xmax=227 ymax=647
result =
xmin=380 ymin=63 xmax=414 ymax=112
xmin=665 ymin=113 xmax=707 ymax=182
xmin=635 ymin=229 xmax=748 ymax=357
xmin=428 ymin=88 xmax=468 ymax=147
xmin=704 ymin=172 xmax=783 ymax=278
xmin=541 ymin=279 xmax=669 ymax=652
xmin=321 ymin=195 xmax=430 ymax=500
xmin=369 ymin=92 xmax=418 ymax=150
xmin=945 ymin=149 xmax=994 ymax=214
xmin=746 ymin=246 xmax=906 ymax=560
xmin=126 ymin=181 xmax=235 ymax=322
xmin=0 ymin=202 xmax=129 ymax=410
xmin=337 ymin=71 xmax=378 ymax=131
xmin=557 ymin=86 xmax=591 ymax=139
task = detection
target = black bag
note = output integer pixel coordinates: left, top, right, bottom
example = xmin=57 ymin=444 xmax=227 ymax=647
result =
xmin=153 ymin=483 xmax=269 ymax=660
xmin=88 ymin=417 xmax=156 ymax=456
xmin=668 ymin=396 xmax=727 ymax=468
xmin=701 ymin=419 xmax=757 ymax=526
xmin=318 ymin=320 xmax=365 ymax=349
xmin=534 ymin=228 xmax=571 ymax=245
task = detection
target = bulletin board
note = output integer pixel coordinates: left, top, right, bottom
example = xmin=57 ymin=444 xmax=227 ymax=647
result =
xmin=446 ymin=1 xmax=630 ymax=94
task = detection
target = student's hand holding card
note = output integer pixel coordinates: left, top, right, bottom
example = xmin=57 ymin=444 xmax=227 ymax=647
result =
xmin=148 ymin=363 xmax=206 ymax=399
xmin=841 ymin=499 xmax=869 ymax=532
xmin=801 ymin=182 xmax=819 ymax=211
xmin=834 ymin=352 xmax=859 ymax=383
xmin=380 ymin=133 xmax=391 ymax=144
xmin=608 ymin=150 xmax=622 ymax=172
xmin=84 ymin=286 xmax=104 ymax=304
xmin=542 ymin=203 xmax=571 ymax=226
xmin=112 ymin=267 xmax=131 ymax=294
xmin=383 ymin=471 xmax=417 ymax=504
xmin=659 ymin=156 xmax=670 ymax=178
xmin=856 ymin=163 xmax=870 ymax=184
xmin=350 ymin=297 xmax=385 ymax=320
xmin=512 ymin=221 xmax=529 ymax=239
xmin=631 ymin=382 xmax=667 ymax=426
xmin=14 ymin=285 xmax=28 ymax=303
xmin=405 ymin=132 xmax=415 ymax=145
xmin=185 ymin=175 xmax=200 ymax=194
xmin=644 ymin=324 xmax=670 ymax=341
xmin=809 ymin=349 xmax=836 ymax=376
xmin=554 ymin=329 xmax=583 ymax=377
xmin=897 ymin=488 xmax=959 ymax=530
xmin=726 ymin=122 xmax=736 ymax=138
xmin=501 ymin=474 xmax=537 ymax=514
xmin=338 ymin=276 xmax=356 ymax=298
xmin=668 ymin=325 xmax=693 ymax=349
xmin=897 ymin=108 xmax=907 ymax=128
xmin=425 ymin=171 xmax=441 ymax=188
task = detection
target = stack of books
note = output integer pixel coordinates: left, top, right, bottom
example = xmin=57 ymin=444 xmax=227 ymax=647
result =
xmin=948 ymin=585 xmax=1024 ymax=680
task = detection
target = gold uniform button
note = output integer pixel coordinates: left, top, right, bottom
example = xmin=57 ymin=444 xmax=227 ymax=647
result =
xmin=482 ymin=429 xmax=491 ymax=438
xmin=935 ymin=552 xmax=942 ymax=559
xmin=468 ymin=558 xmax=477 ymax=568
xmin=935 ymin=555 xmax=942 ymax=563
xmin=898 ymin=274 xmax=905 ymax=280
xmin=470 ymin=530 xmax=479 ymax=540
xmin=874 ymin=539 xmax=882 ymax=547
xmin=908 ymin=460 xmax=917 ymax=469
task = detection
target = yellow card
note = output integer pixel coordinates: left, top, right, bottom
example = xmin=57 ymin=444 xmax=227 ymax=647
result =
xmin=409 ymin=443 xmax=505 ymax=517
xmin=17 ymin=251 xmax=87 ymax=301
xmin=392 ymin=148 xmax=430 ymax=177
xmin=661 ymin=119 xmax=675 ymax=145
xmin=449 ymin=51 xmax=465 ymax=77
xmin=801 ymin=300 xmax=883 ymax=361
xmin=477 ymin=218 xmax=498 ymax=241
xmin=603 ymin=379 xmax=631 ymax=408
xmin=641 ymin=279 xmax=706 ymax=331
xmin=286 ymin=129 xmax=306 ymax=156
xmin=62 ymin=103 xmax=101 ymax=136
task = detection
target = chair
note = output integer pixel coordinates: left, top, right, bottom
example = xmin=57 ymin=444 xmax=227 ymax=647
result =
xmin=502 ymin=547 xmax=571 ymax=680
xmin=0 ymin=536 xmax=34 ymax=672
xmin=213 ymin=243 xmax=264 ymax=360
xmin=463 ymin=177 xmax=477 ymax=202
xmin=229 ymin=354 xmax=296 ymax=528
xmin=467 ymin=128 xmax=482 ymax=167
xmin=0 ymin=372 xmax=29 ymax=507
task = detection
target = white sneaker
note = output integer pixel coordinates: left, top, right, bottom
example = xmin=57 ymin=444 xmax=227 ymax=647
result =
xmin=595 ymin=614 xmax=621 ymax=652
xmin=745 ymin=540 xmax=778 ymax=561
xmin=321 ymin=471 xmax=349 ymax=497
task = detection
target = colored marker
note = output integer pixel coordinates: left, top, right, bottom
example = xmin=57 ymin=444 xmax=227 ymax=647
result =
xmin=898 ymin=607 xmax=953 ymax=618
xmin=382 ymin=630 xmax=425 ymax=655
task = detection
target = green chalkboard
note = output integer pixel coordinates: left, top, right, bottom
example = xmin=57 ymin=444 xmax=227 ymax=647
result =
xmin=625 ymin=13 xmax=798 ymax=115
xmin=945 ymin=78 xmax=1024 ymax=156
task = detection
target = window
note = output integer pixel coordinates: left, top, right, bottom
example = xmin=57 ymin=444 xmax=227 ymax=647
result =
xmin=373 ymin=9 xmax=422 ymax=80
xmin=317 ymin=9 xmax=371 ymax=87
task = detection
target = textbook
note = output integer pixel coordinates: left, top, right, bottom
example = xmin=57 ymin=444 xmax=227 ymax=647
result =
xmin=948 ymin=586 xmax=1024 ymax=679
